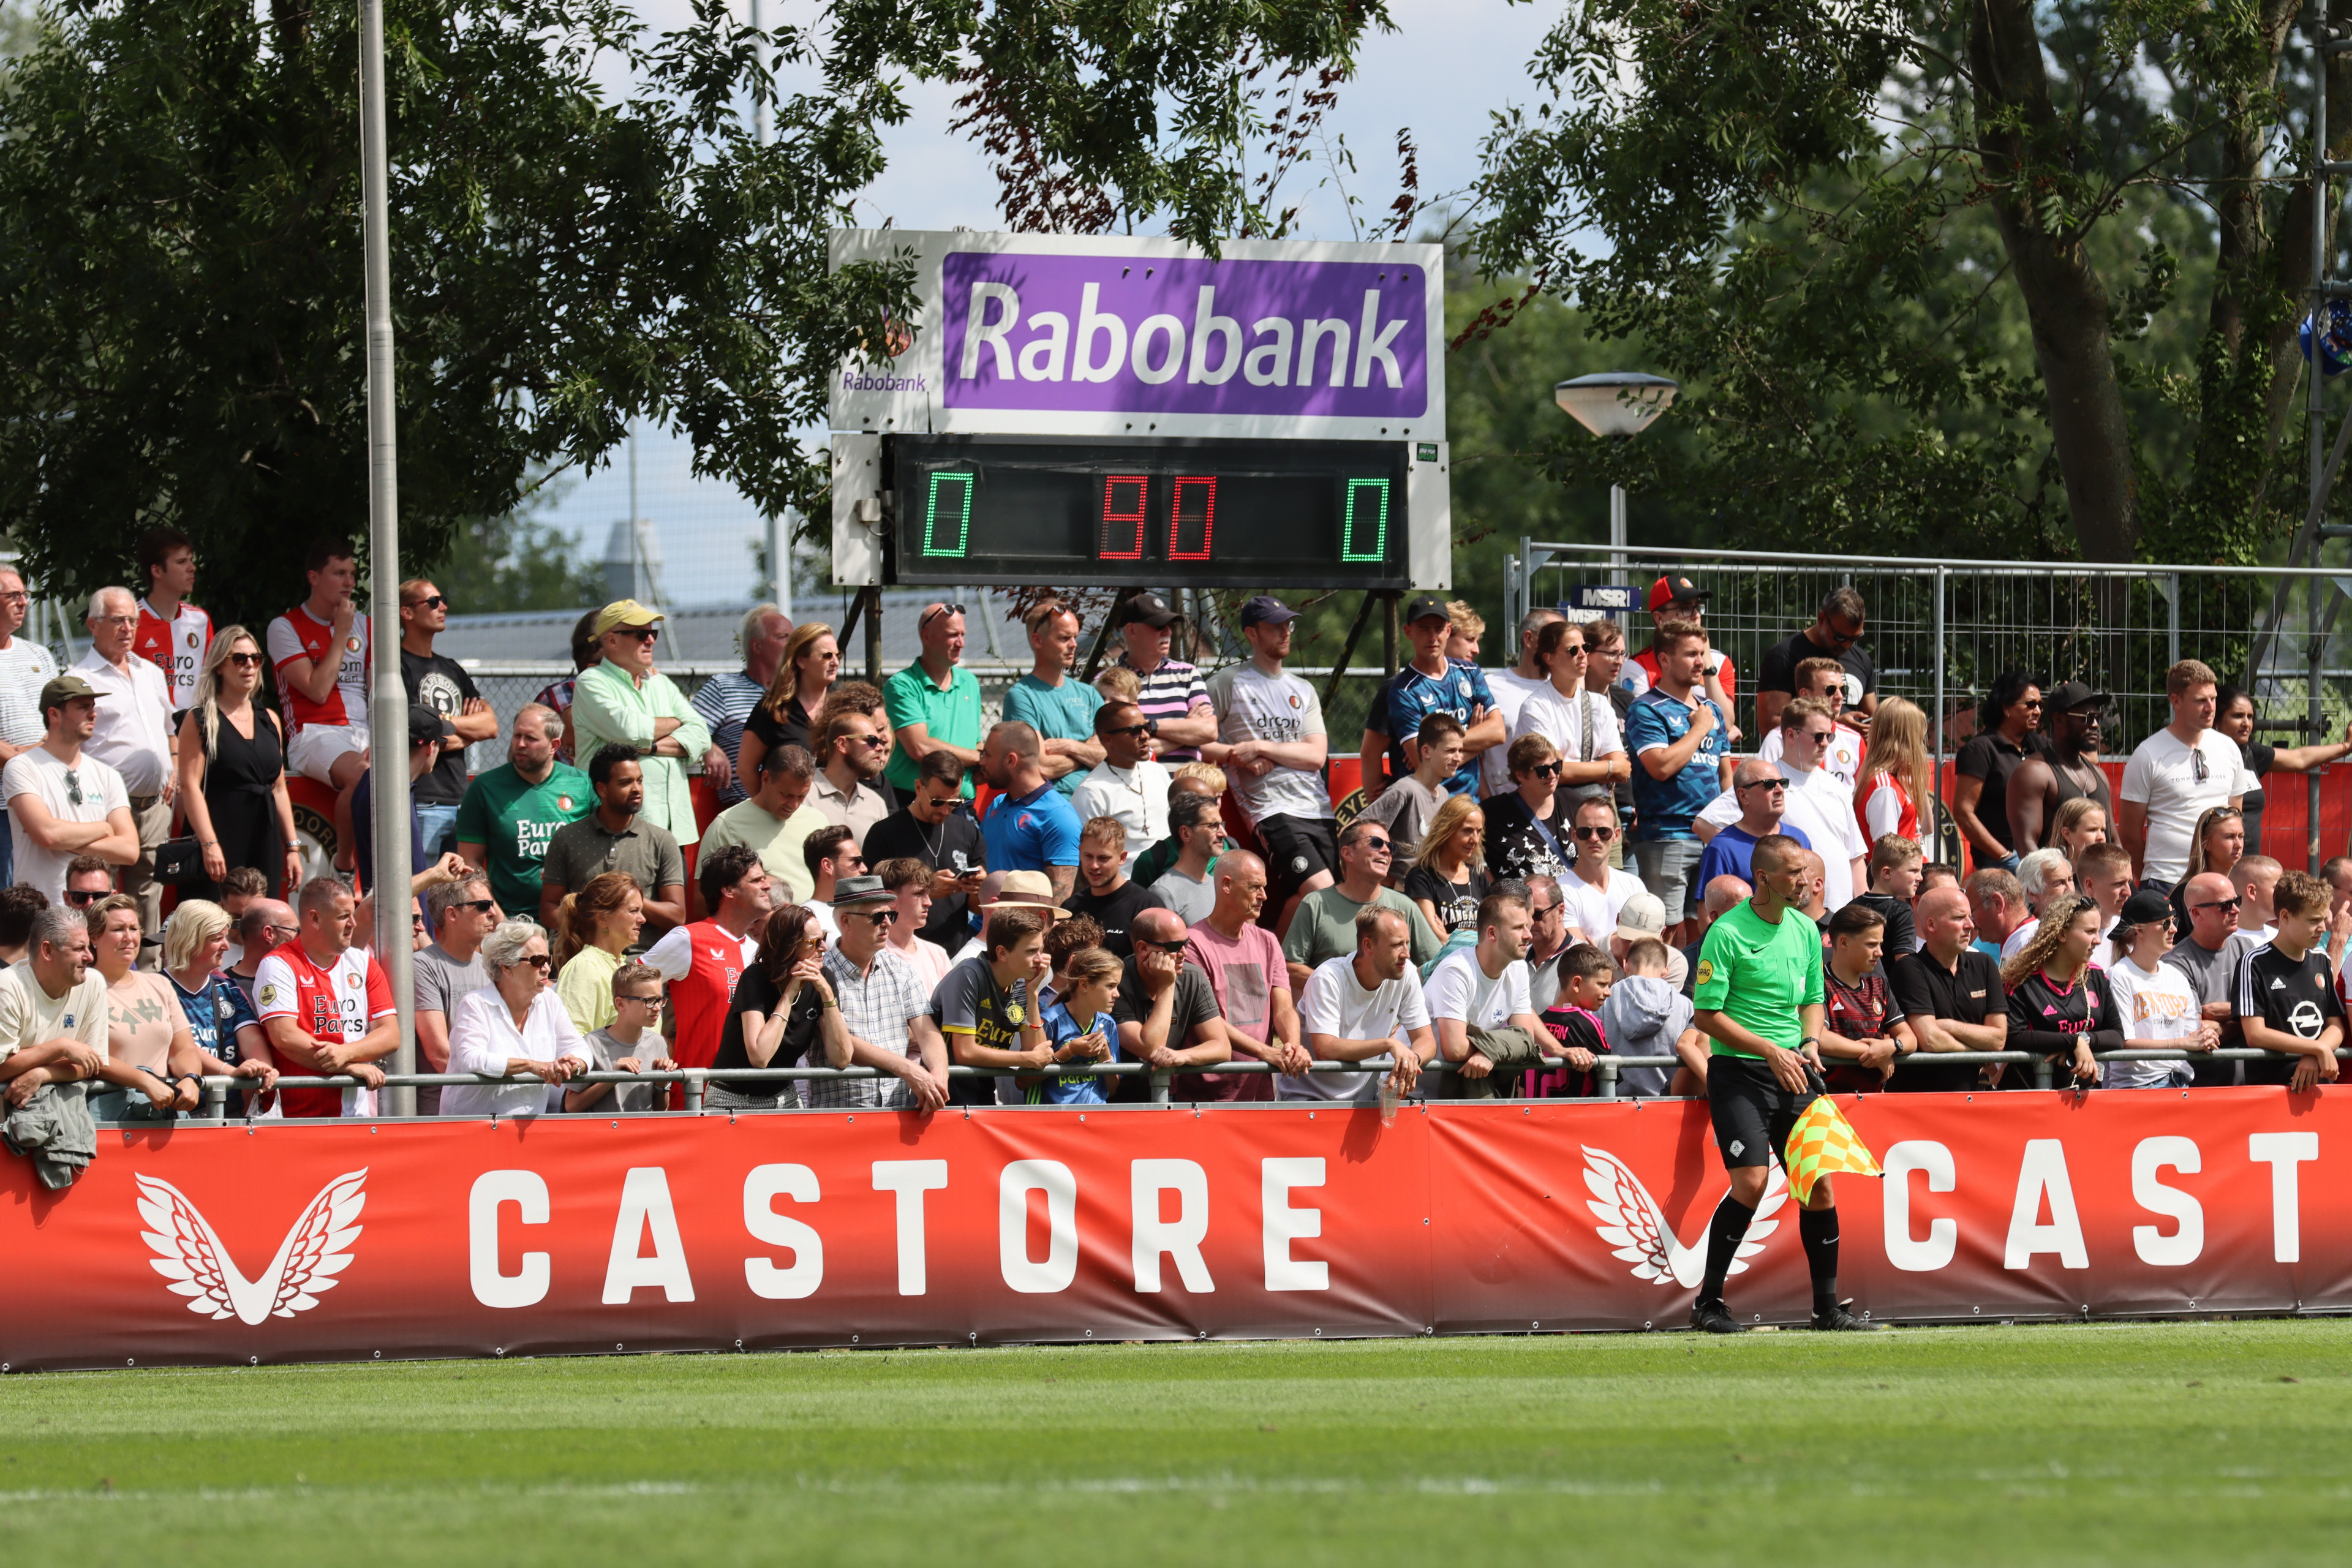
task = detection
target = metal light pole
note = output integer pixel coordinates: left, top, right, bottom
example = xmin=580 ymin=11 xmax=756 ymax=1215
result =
xmin=1553 ymin=372 xmax=1679 ymax=590
xmin=360 ymin=0 xmax=416 ymax=1114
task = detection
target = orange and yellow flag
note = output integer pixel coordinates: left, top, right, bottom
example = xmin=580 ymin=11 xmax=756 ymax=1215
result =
xmin=1783 ymin=1095 xmax=1882 ymax=1205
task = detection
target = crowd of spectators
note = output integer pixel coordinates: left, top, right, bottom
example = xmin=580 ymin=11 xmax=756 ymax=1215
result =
xmin=0 ymin=549 xmax=2346 ymax=1140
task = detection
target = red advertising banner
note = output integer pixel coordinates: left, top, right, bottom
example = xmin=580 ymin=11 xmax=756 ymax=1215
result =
xmin=2 ymin=1091 xmax=2345 ymax=1371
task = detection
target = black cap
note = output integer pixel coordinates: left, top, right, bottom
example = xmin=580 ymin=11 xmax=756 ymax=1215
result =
xmin=1116 ymin=592 xmax=1180 ymax=629
xmin=1404 ymin=595 xmax=1450 ymax=625
xmin=2044 ymin=679 xmax=2112 ymax=714
xmin=1240 ymin=594 xmax=1298 ymax=628
xmin=2119 ymin=888 xmax=2174 ymax=928
xmin=408 ymin=707 xmax=455 ymax=748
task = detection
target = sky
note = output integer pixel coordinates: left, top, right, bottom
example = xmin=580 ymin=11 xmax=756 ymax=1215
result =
xmin=534 ymin=0 xmax=1563 ymax=609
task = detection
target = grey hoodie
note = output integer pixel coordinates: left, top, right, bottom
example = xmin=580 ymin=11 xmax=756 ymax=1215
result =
xmin=1597 ymin=973 xmax=1694 ymax=1098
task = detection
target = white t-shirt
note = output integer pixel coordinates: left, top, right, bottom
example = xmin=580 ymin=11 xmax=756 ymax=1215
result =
xmin=2120 ymin=728 xmax=2255 ymax=884
xmin=1510 ymin=684 xmax=1624 ymax=771
xmin=1558 ymin=864 xmax=1645 ymax=948
xmin=1289 ymin=952 xmax=1431 ymax=1102
xmin=1422 ymin=948 xmax=1532 ymax=1032
xmin=2002 ymin=918 xmax=2038 ymax=963
xmin=1758 ymin=720 xmax=1866 ymax=792
xmin=1069 ymin=758 xmax=1173 ymax=867
xmin=1480 ymin=669 xmax=1553 ymax=797
xmin=1204 ymin=663 xmax=1333 ymax=824
xmin=1697 ymin=763 xmax=1864 ymax=910
xmin=4 ymin=747 xmax=130 ymax=903
xmin=0 ymin=959 xmax=107 ymax=1065
xmin=2105 ymin=954 xmax=2201 ymax=1088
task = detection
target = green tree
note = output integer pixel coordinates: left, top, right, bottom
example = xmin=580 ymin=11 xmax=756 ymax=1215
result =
xmin=1465 ymin=0 xmax=2343 ymax=566
xmin=420 ymin=475 xmax=605 ymax=614
xmin=0 ymin=0 xmax=1385 ymax=630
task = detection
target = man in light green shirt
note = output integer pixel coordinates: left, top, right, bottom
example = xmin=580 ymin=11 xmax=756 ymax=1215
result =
xmin=884 ymin=602 xmax=984 ymax=798
xmin=570 ymin=600 xmax=711 ymax=846
xmin=701 ymin=737 xmax=829 ymax=904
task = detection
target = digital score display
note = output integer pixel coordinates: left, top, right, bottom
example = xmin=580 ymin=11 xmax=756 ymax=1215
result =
xmin=887 ymin=435 xmax=1412 ymax=589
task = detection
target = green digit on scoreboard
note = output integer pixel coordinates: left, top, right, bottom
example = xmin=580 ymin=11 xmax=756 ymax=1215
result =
xmin=924 ymin=471 xmax=975 ymax=557
xmin=1341 ymin=478 xmax=1389 ymax=562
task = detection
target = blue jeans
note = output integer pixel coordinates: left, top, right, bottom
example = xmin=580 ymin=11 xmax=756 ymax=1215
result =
xmin=415 ymin=802 xmax=461 ymax=861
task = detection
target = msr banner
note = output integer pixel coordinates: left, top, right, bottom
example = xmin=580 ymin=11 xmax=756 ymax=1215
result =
xmin=1 ymin=1092 xmax=2345 ymax=1370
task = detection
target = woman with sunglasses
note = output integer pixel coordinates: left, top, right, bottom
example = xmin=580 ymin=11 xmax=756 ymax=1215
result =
xmin=2103 ymin=888 xmax=2212 ymax=1088
xmin=552 ymin=871 xmax=646 ymax=1037
xmin=1509 ymin=619 xmax=1629 ymax=812
xmin=1404 ymin=794 xmax=1489 ymax=937
xmin=160 ymin=897 xmax=279 ymax=1112
xmin=1482 ymin=733 xmax=1571 ymax=884
xmin=175 ymin=624 xmax=304 ymax=900
xmin=709 ymin=903 xmax=850 ymax=1109
xmin=2213 ymin=684 xmax=2352 ymax=857
xmin=1951 ymin=671 xmax=2044 ymax=873
xmin=443 ymin=919 xmax=589 ymax=1119
xmin=739 ymin=622 xmax=839 ymax=786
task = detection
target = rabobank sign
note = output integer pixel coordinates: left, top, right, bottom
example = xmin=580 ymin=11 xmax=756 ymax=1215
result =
xmin=827 ymin=230 xmax=1444 ymax=440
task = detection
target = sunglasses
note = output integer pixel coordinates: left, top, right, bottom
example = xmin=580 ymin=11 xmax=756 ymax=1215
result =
xmin=2192 ymin=749 xmax=2209 ymax=784
xmin=62 ymin=888 xmax=102 ymax=905
xmin=1106 ymin=723 xmax=1154 ymax=739
xmin=406 ymin=594 xmax=447 ymax=610
xmin=1573 ymin=824 xmax=1615 ymax=841
xmin=64 ymin=769 xmax=82 ymax=808
xmin=516 ymin=954 xmax=553 ymax=970
xmin=849 ymin=733 xmax=889 ymax=747
xmin=1142 ymin=938 xmax=1191 ymax=954
xmin=2193 ymin=897 xmax=2241 ymax=913
xmin=848 ymin=908 xmax=900 ymax=927
xmin=1355 ymin=836 xmax=1392 ymax=852
xmin=921 ymin=603 xmax=966 ymax=628
xmin=1738 ymin=778 xmax=1787 ymax=793
xmin=617 ymin=627 xmax=660 ymax=643
xmin=1529 ymin=761 xmax=1564 ymax=779
xmin=450 ymin=899 xmax=496 ymax=914
xmin=225 ymin=651 xmax=263 ymax=669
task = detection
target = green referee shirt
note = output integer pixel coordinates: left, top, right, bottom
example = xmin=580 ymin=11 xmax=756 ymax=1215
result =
xmin=1691 ymin=900 xmax=1824 ymax=1058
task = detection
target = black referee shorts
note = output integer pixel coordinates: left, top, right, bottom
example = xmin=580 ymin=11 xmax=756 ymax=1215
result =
xmin=1256 ymin=813 xmax=1340 ymax=908
xmin=1706 ymin=1053 xmax=1817 ymax=1170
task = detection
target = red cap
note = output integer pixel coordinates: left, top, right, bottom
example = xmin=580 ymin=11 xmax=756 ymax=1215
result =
xmin=1647 ymin=575 xmax=1709 ymax=613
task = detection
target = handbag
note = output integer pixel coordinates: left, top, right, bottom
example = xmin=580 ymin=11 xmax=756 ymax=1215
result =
xmin=152 ymin=836 xmax=206 ymax=884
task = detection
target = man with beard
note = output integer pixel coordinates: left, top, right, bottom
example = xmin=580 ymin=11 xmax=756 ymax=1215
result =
xmin=2007 ymin=680 xmax=2114 ymax=856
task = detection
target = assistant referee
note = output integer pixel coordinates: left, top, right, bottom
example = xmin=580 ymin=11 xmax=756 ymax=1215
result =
xmin=1689 ymin=832 xmax=1874 ymax=1333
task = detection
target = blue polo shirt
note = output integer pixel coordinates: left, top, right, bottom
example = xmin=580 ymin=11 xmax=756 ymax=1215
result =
xmin=1626 ymin=690 xmax=1728 ymax=840
xmin=981 ymin=782 xmax=1082 ymax=873
xmin=1373 ymin=658 xmax=1494 ymax=797
xmin=1002 ymin=674 xmax=1104 ymax=796
xmin=1695 ymin=821 xmax=1812 ymax=889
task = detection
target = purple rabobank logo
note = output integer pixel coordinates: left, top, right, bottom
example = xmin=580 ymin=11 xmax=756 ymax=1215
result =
xmin=940 ymin=251 xmax=1428 ymax=418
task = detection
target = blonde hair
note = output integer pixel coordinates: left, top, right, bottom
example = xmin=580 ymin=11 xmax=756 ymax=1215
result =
xmin=2051 ymin=796 xmax=2108 ymax=853
xmin=190 ymin=624 xmax=268 ymax=763
xmin=1094 ymin=666 xmax=1142 ymax=702
xmin=164 ymin=898 xmax=232 ymax=972
xmin=1172 ymin=760 xmax=1228 ymax=796
xmin=1853 ymin=696 xmax=1933 ymax=835
xmin=1446 ymin=600 xmax=1486 ymax=639
xmin=2000 ymin=892 xmax=2103 ymax=990
xmin=762 ymin=622 xmax=836 ymax=718
xmin=1414 ymin=793 xmax=1485 ymax=871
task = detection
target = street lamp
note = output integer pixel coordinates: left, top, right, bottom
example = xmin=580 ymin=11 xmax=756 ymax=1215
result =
xmin=1554 ymin=372 xmax=1678 ymax=587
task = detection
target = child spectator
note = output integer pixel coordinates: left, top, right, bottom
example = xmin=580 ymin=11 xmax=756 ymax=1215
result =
xmin=1534 ymin=941 xmax=1611 ymax=1097
xmin=1028 ymin=944 xmax=1121 ymax=1105
xmin=1594 ymin=937 xmax=1703 ymax=1097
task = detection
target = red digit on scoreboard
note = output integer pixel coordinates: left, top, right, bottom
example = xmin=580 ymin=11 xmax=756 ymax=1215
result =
xmin=1098 ymin=475 xmax=1148 ymax=560
xmin=1169 ymin=476 xmax=1218 ymax=560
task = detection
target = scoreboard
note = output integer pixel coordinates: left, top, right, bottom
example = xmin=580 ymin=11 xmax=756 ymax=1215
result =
xmin=829 ymin=230 xmax=1450 ymax=592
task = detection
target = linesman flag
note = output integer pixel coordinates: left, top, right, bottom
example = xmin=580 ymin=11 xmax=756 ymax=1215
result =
xmin=1783 ymin=1096 xmax=1881 ymax=1205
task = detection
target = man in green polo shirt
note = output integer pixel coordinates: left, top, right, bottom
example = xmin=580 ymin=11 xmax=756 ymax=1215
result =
xmin=884 ymin=601 xmax=984 ymax=798
xmin=455 ymin=701 xmax=592 ymax=916
xmin=1690 ymin=832 xmax=1871 ymax=1334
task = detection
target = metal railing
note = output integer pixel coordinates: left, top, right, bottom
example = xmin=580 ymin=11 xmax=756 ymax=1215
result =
xmin=130 ymin=1046 xmax=2339 ymax=1125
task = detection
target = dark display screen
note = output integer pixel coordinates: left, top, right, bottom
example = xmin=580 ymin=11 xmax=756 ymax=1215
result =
xmin=887 ymin=435 xmax=1411 ymax=588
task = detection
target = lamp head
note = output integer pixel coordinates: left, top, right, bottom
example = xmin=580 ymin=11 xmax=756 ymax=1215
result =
xmin=1554 ymin=372 xmax=1679 ymax=439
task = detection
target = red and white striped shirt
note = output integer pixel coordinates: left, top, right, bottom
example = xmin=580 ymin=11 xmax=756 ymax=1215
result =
xmin=134 ymin=598 xmax=211 ymax=712
xmin=253 ymin=940 xmax=394 ymax=1118
xmin=266 ymin=604 xmax=370 ymax=733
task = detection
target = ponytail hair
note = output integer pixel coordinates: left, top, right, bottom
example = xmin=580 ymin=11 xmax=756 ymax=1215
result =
xmin=551 ymin=871 xmax=638 ymax=969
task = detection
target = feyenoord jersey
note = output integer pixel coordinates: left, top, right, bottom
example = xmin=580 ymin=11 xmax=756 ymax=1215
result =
xmin=645 ymin=920 xmax=758 ymax=1070
xmin=134 ymin=599 xmax=212 ymax=712
xmin=253 ymin=940 xmax=394 ymax=1117
xmin=266 ymin=604 xmax=370 ymax=733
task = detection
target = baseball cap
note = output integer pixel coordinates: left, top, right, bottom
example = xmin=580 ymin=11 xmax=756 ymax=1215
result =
xmin=1115 ymin=592 xmax=1180 ymax=629
xmin=407 ymin=707 xmax=455 ymax=748
xmin=38 ymin=673 xmax=100 ymax=712
xmin=2119 ymin=888 xmax=2174 ymax=929
xmin=1614 ymin=891 xmax=1668 ymax=942
xmin=2043 ymin=679 xmax=2112 ymax=714
xmin=1240 ymin=594 xmax=1299 ymax=628
xmin=1404 ymin=595 xmax=1450 ymax=625
xmin=1646 ymin=575 xmax=1709 ymax=613
xmin=593 ymin=599 xmax=665 ymax=636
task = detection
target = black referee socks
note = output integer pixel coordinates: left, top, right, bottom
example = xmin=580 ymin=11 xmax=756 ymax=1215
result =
xmin=1698 ymin=1191 xmax=1757 ymax=1303
xmin=1800 ymin=1206 xmax=1840 ymax=1314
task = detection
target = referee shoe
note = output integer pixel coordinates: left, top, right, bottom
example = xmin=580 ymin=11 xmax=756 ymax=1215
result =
xmin=1691 ymin=1298 xmax=1746 ymax=1334
xmin=1811 ymin=1300 xmax=1880 ymax=1332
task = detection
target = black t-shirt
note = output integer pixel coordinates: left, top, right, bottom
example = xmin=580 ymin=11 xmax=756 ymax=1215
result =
xmin=2007 ymin=967 xmax=2124 ymax=1061
xmin=1887 ymin=948 xmax=2002 ymax=1093
xmin=1536 ymin=1000 xmax=1607 ymax=1098
xmin=712 ymin=965 xmax=823 ymax=1096
xmin=2235 ymin=941 xmax=2342 ymax=1086
xmin=1850 ymin=891 xmax=1917 ymax=960
xmin=864 ymin=804 xmax=986 ymax=949
xmin=746 ymin=698 xmax=813 ymax=757
xmin=1954 ymin=731 xmax=2043 ymax=853
xmin=1112 ymin=963 xmax=1223 ymax=1046
xmin=1822 ymin=967 xmax=1904 ymax=1094
xmin=401 ymin=648 xmax=482 ymax=805
xmin=1065 ymin=881 xmax=1165 ymax=959
xmin=1482 ymin=790 xmax=1568 ymax=884
xmin=1755 ymin=628 xmax=1875 ymax=707
xmin=2239 ymin=741 xmax=2277 ymax=852
xmin=1403 ymin=863 xmax=1489 ymax=935
xmin=928 ymin=954 xmax=1033 ymax=1106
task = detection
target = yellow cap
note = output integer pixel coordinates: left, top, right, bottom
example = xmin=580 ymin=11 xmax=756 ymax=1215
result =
xmin=594 ymin=599 xmax=665 ymax=636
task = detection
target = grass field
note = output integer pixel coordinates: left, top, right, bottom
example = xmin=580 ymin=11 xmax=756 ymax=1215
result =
xmin=2 ymin=1321 xmax=2349 ymax=1565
